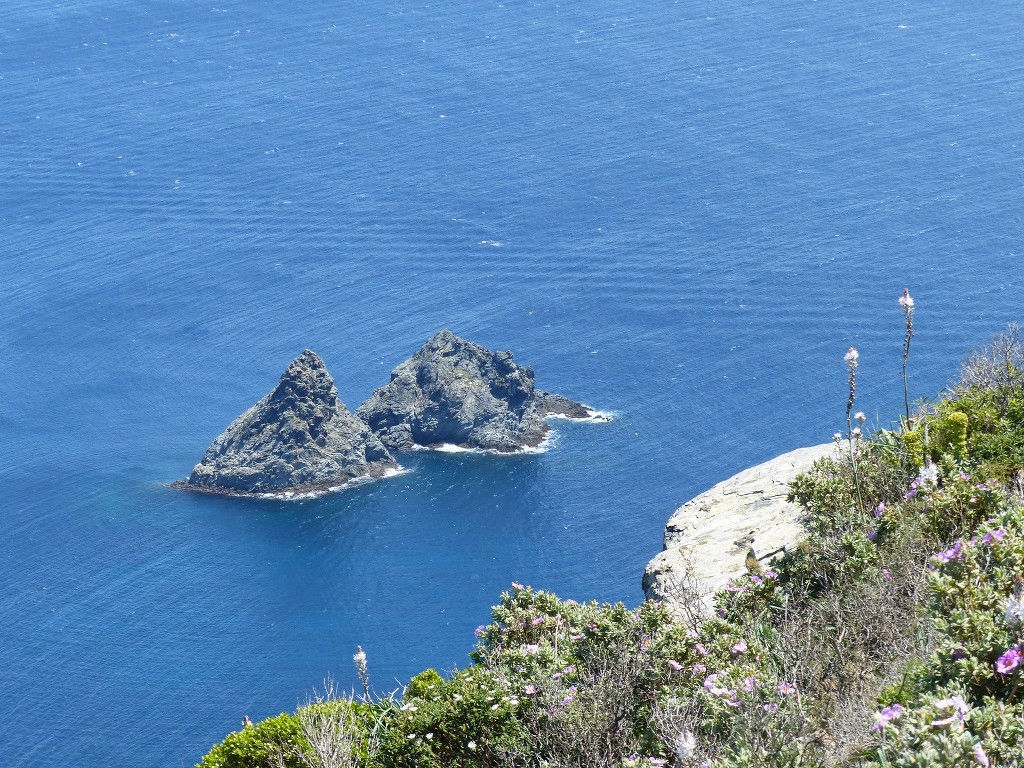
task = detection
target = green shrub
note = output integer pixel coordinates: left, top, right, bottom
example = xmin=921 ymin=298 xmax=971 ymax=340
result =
xmin=199 ymin=713 xmax=306 ymax=768
xmin=197 ymin=323 xmax=1024 ymax=768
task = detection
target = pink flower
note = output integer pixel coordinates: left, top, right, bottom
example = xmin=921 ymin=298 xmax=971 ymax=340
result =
xmin=872 ymin=703 xmax=903 ymax=731
xmin=777 ymin=682 xmax=796 ymax=696
xmin=731 ymin=640 xmax=748 ymax=655
xmin=523 ymin=643 xmax=541 ymax=655
xmin=694 ymin=643 xmax=710 ymax=656
xmin=511 ymin=581 xmax=524 ymax=590
xmin=931 ymin=540 xmax=964 ymax=565
xmin=531 ymin=616 xmax=544 ymax=626
xmin=875 ymin=502 xmax=886 ymax=517
xmin=763 ymin=702 xmax=779 ymax=713
xmin=741 ymin=676 xmax=756 ymax=692
xmin=691 ymin=663 xmax=706 ymax=676
xmin=667 ymin=659 xmax=683 ymax=671
xmin=996 ymin=646 xmax=1022 ymax=674
xmin=982 ymin=528 xmax=1007 ymax=546
xmin=524 ymin=684 xmax=537 ymax=695
xmin=475 ymin=625 xmax=487 ymax=638
xmin=974 ymin=744 xmax=990 ymax=767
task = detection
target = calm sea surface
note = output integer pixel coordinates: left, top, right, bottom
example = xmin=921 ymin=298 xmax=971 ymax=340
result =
xmin=2 ymin=0 xmax=1023 ymax=764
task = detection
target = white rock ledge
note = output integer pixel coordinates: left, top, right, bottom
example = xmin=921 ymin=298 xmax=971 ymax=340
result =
xmin=642 ymin=443 xmax=835 ymax=611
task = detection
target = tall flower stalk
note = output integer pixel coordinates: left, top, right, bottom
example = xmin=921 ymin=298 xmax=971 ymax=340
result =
xmin=354 ymin=645 xmax=370 ymax=701
xmin=845 ymin=347 xmax=864 ymax=510
xmin=899 ymin=288 xmax=915 ymax=426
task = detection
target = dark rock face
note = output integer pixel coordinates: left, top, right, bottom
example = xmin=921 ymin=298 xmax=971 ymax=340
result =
xmin=356 ymin=330 xmax=598 ymax=453
xmin=175 ymin=350 xmax=398 ymax=496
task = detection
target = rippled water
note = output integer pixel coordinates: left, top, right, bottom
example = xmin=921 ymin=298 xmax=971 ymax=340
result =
xmin=2 ymin=0 xmax=1023 ymax=764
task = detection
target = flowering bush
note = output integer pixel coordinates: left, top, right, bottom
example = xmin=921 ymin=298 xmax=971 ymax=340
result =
xmin=376 ymin=665 xmax=527 ymax=768
xmin=199 ymin=324 xmax=1024 ymax=768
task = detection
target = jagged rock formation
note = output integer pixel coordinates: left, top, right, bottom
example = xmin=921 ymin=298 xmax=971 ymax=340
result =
xmin=356 ymin=330 xmax=601 ymax=453
xmin=174 ymin=350 xmax=398 ymax=497
xmin=642 ymin=443 xmax=834 ymax=614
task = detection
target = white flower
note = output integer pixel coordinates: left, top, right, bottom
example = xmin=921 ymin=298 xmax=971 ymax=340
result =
xmin=833 ymin=432 xmax=843 ymax=443
xmin=468 ymin=740 xmax=477 ymax=750
xmin=920 ymin=462 xmax=939 ymax=485
xmin=845 ymin=347 xmax=859 ymax=363
xmin=852 ymin=427 xmax=862 ymax=438
xmin=931 ymin=694 xmax=970 ymax=729
xmin=674 ymin=729 xmax=697 ymax=761
xmin=854 ymin=411 xmax=866 ymax=423
xmin=899 ymin=289 xmax=914 ymax=311
xmin=1005 ymin=588 xmax=1024 ymax=627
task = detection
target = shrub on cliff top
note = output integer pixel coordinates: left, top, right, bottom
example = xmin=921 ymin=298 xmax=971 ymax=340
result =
xmin=198 ymin=319 xmax=1024 ymax=768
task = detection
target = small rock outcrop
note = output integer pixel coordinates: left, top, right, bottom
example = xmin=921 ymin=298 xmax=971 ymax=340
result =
xmin=642 ymin=443 xmax=834 ymax=613
xmin=174 ymin=350 xmax=398 ymax=497
xmin=356 ymin=330 xmax=601 ymax=453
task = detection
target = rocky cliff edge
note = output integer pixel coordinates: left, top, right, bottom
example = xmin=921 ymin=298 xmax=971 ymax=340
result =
xmin=642 ymin=443 xmax=834 ymax=613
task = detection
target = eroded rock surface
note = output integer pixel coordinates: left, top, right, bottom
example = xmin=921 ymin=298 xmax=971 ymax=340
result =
xmin=174 ymin=350 xmax=398 ymax=497
xmin=357 ymin=330 xmax=601 ymax=452
xmin=642 ymin=443 xmax=834 ymax=612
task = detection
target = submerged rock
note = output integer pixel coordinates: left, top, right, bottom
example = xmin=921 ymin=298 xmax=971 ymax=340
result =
xmin=174 ymin=350 xmax=398 ymax=497
xmin=356 ymin=330 xmax=601 ymax=453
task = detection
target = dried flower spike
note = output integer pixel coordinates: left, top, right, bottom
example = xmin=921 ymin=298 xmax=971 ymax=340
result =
xmin=900 ymin=288 xmax=915 ymax=425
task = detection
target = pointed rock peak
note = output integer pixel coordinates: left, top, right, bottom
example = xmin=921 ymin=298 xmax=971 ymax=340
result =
xmin=277 ymin=349 xmax=332 ymax=388
xmin=424 ymin=329 xmax=463 ymax=352
xmin=284 ymin=349 xmax=328 ymax=376
xmin=429 ymin=329 xmax=457 ymax=344
xmin=420 ymin=330 xmax=507 ymax=361
xmin=174 ymin=348 xmax=397 ymax=498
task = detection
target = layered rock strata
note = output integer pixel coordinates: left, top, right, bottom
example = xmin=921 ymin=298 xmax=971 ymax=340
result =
xmin=357 ymin=330 xmax=602 ymax=453
xmin=174 ymin=350 xmax=398 ymax=497
xmin=642 ymin=443 xmax=834 ymax=613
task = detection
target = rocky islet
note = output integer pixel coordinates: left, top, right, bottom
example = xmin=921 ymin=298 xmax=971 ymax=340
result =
xmin=357 ymin=329 xmax=602 ymax=453
xmin=173 ymin=349 xmax=398 ymax=497
xmin=175 ymin=332 xmax=603 ymax=497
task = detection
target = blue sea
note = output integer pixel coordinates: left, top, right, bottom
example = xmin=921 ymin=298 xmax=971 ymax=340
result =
xmin=2 ymin=0 xmax=1023 ymax=764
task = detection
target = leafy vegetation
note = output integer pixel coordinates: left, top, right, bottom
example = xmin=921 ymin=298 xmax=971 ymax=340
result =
xmin=199 ymin=316 xmax=1024 ymax=768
